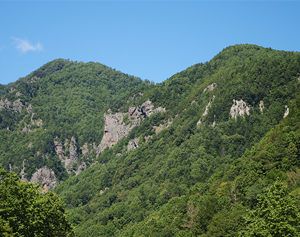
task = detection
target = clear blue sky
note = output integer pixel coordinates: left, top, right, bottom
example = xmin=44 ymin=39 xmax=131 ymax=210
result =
xmin=1 ymin=1 xmax=300 ymax=85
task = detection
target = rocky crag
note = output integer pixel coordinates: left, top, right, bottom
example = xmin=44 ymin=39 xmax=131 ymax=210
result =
xmin=30 ymin=167 xmax=57 ymax=193
xmin=97 ymin=100 xmax=165 ymax=156
xmin=230 ymin=99 xmax=250 ymax=119
xmin=54 ymin=137 xmax=87 ymax=174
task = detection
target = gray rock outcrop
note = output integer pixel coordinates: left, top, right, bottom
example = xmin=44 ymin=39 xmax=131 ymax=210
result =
xmin=27 ymin=104 xmax=33 ymax=114
xmin=0 ymin=98 xmax=23 ymax=113
xmin=203 ymin=83 xmax=217 ymax=93
xmin=30 ymin=167 xmax=57 ymax=193
xmin=74 ymin=162 xmax=87 ymax=176
xmin=54 ymin=140 xmax=64 ymax=161
xmin=54 ymin=136 xmax=79 ymax=173
xmin=97 ymin=100 xmax=165 ymax=156
xmin=140 ymin=100 xmax=166 ymax=117
xmin=98 ymin=112 xmax=133 ymax=154
xmin=202 ymin=95 xmax=215 ymax=116
xmin=15 ymin=91 xmax=22 ymax=97
xmin=197 ymin=95 xmax=215 ymax=126
xmin=128 ymin=138 xmax=140 ymax=151
xmin=283 ymin=105 xmax=289 ymax=118
xmin=259 ymin=101 xmax=264 ymax=113
xmin=230 ymin=99 xmax=250 ymax=119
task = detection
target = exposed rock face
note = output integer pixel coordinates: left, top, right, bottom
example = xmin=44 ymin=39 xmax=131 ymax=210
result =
xmin=54 ymin=140 xmax=64 ymax=161
xmin=140 ymin=100 xmax=166 ymax=117
xmin=0 ymin=98 xmax=11 ymax=110
xmin=230 ymin=99 xmax=250 ymax=119
xmin=202 ymin=95 xmax=215 ymax=117
xmin=283 ymin=105 xmax=289 ymax=118
xmin=98 ymin=113 xmax=132 ymax=154
xmin=144 ymin=136 xmax=152 ymax=142
xmin=22 ymin=126 xmax=36 ymax=133
xmin=12 ymin=99 xmax=23 ymax=113
xmin=128 ymin=138 xmax=140 ymax=151
xmin=27 ymin=104 xmax=33 ymax=114
xmin=259 ymin=101 xmax=264 ymax=113
xmin=203 ymin=83 xmax=217 ymax=93
xmin=15 ymin=91 xmax=22 ymax=97
xmin=0 ymin=98 xmax=23 ymax=112
xmin=54 ymin=137 xmax=79 ymax=173
xmin=197 ymin=96 xmax=216 ymax=126
xmin=65 ymin=137 xmax=78 ymax=171
xmin=75 ymin=162 xmax=87 ymax=176
xmin=30 ymin=167 xmax=57 ymax=192
xmin=97 ymin=100 xmax=165 ymax=156
xmin=81 ymin=143 xmax=89 ymax=157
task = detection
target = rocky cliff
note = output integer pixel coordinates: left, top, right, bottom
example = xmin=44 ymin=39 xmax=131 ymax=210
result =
xmin=0 ymin=98 xmax=23 ymax=113
xmin=230 ymin=99 xmax=250 ymax=119
xmin=54 ymin=137 xmax=86 ymax=174
xmin=97 ymin=100 xmax=165 ymax=156
xmin=30 ymin=167 xmax=57 ymax=193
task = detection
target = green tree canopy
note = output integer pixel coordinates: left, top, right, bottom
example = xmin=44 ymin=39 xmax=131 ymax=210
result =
xmin=0 ymin=165 xmax=74 ymax=237
xmin=240 ymin=181 xmax=300 ymax=237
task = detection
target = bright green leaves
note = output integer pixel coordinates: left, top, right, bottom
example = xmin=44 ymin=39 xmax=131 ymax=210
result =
xmin=240 ymin=181 xmax=300 ymax=237
xmin=0 ymin=165 xmax=74 ymax=237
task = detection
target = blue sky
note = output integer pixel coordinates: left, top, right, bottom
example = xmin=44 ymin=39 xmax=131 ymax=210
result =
xmin=1 ymin=1 xmax=300 ymax=85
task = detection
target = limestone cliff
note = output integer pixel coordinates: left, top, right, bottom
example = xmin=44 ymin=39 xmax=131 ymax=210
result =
xmin=54 ymin=137 xmax=88 ymax=175
xmin=65 ymin=137 xmax=78 ymax=170
xmin=97 ymin=100 xmax=165 ymax=156
xmin=54 ymin=137 xmax=79 ymax=173
xmin=230 ymin=99 xmax=250 ymax=119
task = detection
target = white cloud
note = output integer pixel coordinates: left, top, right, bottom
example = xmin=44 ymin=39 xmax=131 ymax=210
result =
xmin=11 ymin=37 xmax=43 ymax=53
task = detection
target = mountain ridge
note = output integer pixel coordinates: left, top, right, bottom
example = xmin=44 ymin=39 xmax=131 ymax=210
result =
xmin=1 ymin=44 xmax=300 ymax=236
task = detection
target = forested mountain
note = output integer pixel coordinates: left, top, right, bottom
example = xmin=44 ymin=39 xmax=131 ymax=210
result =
xmin=1 ymin=44 xmax=300 ymax=236
xmin=0 ymin=59 xmax=152 ymax=184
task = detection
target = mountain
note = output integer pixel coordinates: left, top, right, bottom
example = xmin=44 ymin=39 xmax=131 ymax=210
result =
xmin=1 ymin=44 xmax=300 ymax=236
xmin=0 ymin=59 xmax=152 ymax=188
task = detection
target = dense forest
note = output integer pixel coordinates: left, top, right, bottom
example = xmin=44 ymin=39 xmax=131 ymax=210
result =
xmin=1 ymin=44 xmax=300 ymax=236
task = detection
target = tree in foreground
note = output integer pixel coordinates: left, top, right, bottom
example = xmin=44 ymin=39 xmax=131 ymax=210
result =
xmin=240 ymin=181 xmax=300 ymax=237
xmin=0 ymin=165 xmax=74 ymax=237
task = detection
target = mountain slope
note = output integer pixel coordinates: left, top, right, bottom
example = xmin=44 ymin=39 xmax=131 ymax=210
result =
xmin=0 ymin=59 xmax=152 ymax=184
xmin=53 ymin=44 xmax=300 ymax=236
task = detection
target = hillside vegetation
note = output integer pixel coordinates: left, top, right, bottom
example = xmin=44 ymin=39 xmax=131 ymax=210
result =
xmin=1 ymin=44 xmax=300 ymax=236
xmin=0 ymin=59 xmax=152 ymax=181
xmin=50 ymin=44 xmax=300 ymax=236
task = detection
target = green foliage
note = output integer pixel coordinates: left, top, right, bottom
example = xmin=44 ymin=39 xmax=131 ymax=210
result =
xmin=0 ymin=165 xmax=74 ymax=236
xmin=240 ymin=181 xmax=300 ymax=236
xmin=0 ymin=59 xmax=150 ymax=180
xmin=2 ymin=44 xmax=300 ymax=236
xmin=51 ymin=45 xmax=300 ymax=236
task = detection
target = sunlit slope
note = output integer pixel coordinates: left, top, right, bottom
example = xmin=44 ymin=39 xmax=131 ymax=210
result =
xmin=54 ymin=44 xmax=300 ymax=236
